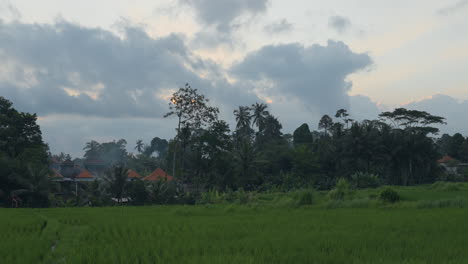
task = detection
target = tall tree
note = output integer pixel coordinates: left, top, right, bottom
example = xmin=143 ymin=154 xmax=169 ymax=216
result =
xmin=293 ymin=123 xmax=313 ymax=146
xmin=164 ymin=83 xmax=219 ymax=179
xmin=83 ymin=140 xmax=101 ymax=159
xmin=234 ymin=106 xmax=252 ymax=131
xmin=135 ymin=139 xmax=144 ymax=154
xmin=318 ymin=115 xmax=333 ymax=135
xmin=251 ymin=102 xmax=269 ymax=131
xmin=0 ymin=96 xmax=49 ymax=207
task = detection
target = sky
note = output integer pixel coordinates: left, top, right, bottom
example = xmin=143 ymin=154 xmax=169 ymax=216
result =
xmin=1 ymin=0 xmax=467 ymax=157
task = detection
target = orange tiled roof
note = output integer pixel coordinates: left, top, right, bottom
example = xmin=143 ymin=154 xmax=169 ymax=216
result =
xmin=437 ymin=155 xmax=455 ymax=163
xmin=128 ymin=169 xmax=141 ymax=178
xmin=143 ymin=168 xmax=173 ymax=182
xmin=76 ymin=170 xmax=94 ymax=178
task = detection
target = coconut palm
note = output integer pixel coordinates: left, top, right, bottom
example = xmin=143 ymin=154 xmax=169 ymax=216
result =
xmin=83 ymin=140 xmax=101 ymax=159
xmin=250 ymin=102 xmax=269 ymax=131
xmin=233 ymin=106 xmax=252 ymax=130
xmin=135 ymin=139 xmax=144 ymax=153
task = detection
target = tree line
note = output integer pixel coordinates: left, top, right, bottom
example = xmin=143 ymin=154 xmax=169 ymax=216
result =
xmin=1 ymin=85 xmax=468 ymax=207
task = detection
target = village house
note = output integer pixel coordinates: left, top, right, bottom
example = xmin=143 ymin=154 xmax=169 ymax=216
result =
xmin=437 ymin=155 xmax=468 ymax=176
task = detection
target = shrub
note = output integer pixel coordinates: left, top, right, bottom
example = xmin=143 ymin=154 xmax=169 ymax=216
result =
xmin=379 ymin=187 xmax=400 ymax=203
xmin=328 ymin=178 xmax=352 ymax=201
xmin=351 ymin=172 xmax=381 ymax=188
xmin=198 ymin=189 xmax=222 ymax=204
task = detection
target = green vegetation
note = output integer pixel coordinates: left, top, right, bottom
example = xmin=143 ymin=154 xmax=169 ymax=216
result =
xmin=2 ymin=184 xmax=468 ymax=263
xmin=2 ymin=85 xmax=468 ymax=208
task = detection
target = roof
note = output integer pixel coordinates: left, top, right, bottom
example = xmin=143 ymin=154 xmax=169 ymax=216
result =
xmin=143 ymin=168 xmax=173 ymax=182
xmin=127 ymin=169 xmax=142 ymax=178
xmin=76 ymin=170 xmax=95 ymax=178
xmin=50 ymin=169 xmax=63 ymax=178
xmin=437 ymin=155 xmax=456 ymax=163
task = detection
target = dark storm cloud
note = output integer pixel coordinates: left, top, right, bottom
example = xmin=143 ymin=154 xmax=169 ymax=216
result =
xmin=181 ymin=0 xmax=269 ymax=33
xmin=328 ymin=15 xmax=351 ymax=34
xmin=0 ymin=19 xmax=251 ymax=118
xmin=263 ymin=19 xmax=293 ymax=34
xmin=230 ymin=40 xmax=372 ymax=115
xmin=437 ymin=0 xmax=468 ymax=15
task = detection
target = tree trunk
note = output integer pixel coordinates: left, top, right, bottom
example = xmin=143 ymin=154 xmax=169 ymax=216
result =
xmin=172 ymin=116 xmax=181 ymax=178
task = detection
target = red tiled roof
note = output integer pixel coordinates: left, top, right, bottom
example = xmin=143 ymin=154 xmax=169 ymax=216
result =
xmin=143 ymin=168 xmax=173 ymax=182
xmin=50 ymin=169 xmax=63 ymax=178
xmin=127 ymin=169 xmax=141 ymax=178
xmin=437 ymin=155 xmax=455 ymax=163
xmin=76 ymin=170 xmax=94 ymax=178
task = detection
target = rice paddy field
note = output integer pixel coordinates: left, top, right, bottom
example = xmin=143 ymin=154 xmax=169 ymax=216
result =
xmin=2 ymin=183 xmax=468 ymax=264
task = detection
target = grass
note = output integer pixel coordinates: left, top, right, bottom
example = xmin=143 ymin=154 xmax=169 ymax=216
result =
xmin=1 ymin=183 xmax=468 ymax=263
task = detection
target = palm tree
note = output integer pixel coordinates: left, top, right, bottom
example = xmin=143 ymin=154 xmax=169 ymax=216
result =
xmin=251 ymin=102 xmax=269 ymax=131
xmin=83 ymin=140 xmax=100 ymax=159
xmin=135 ymin=139 xmax=144 ymax=153
xmin=11 ymin=165 xmax=51 ymax=207
xmin=234 ymin=106 xmax=252 ymax=130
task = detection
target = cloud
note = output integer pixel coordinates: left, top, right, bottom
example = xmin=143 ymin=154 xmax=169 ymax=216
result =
xmin=38 ymin=115 xmax=178 ymax=157
xmin=0 ymin=19 xmax=252 ymax=118
xmin=328 ymin=15 xmax=351 ymax=34
xmin=263 ymin=19 xmax=293 ymax=34
xmin=0 ymin=1 xmax=21 ymax=21
xmin=181 ymin=0 xmax=269 ymax=33
xmin=349 ymin=95 xmax=381 ymax=120
xmin=404 ymin=94 xmax=468 ymax=135
xmin=230 ymin=40 xmax=372 ymax=115
xmin=437 ymin=0 xmax=468 ymax=15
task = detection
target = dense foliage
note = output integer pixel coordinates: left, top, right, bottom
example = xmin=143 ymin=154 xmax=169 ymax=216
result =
xmin=0 ymin=96 xmax=50 ymax=207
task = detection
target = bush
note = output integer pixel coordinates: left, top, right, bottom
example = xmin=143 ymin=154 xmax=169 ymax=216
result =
xmin=328 ymin=178 xmax=352 ymax=201
xmin=198 ymin=189 xmax=222 ymax=204
xmin=379 ymin=187 xmax=400 ymax=203
xmin=350 ymin=172 xmax=381 ymax=188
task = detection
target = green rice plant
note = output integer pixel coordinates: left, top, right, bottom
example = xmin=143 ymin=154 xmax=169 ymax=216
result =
xmin=416 ymin=197 xmax=468 ymax=209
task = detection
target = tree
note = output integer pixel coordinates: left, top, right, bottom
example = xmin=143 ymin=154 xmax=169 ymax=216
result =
xmin=256 ymin=114 xmax=283 ymax=147
xmin=335 ymin=109 xmax=353 ymax=128
xmin=233 ymin=106 xmax=252 ymax=131
xmin=251 ymin=102 xmax=269 ymax=131
xmin=150 ymin=137 xmax=169 ymax=157
xmin=448 ymin=133 xmax=465 ymax=160
xmin=293 ymin=123 xmax=313 ymax=146
xmin=164 ymin=83 xmax=219 ymax=179
xmin=0 ymin=96 xmax=49 ymax=207
xmin=318 ymin=115 xmax=333 ymax=135
xmin=105 ymin=165 xmax=129 ymax=203
xmin=83 ymin=140 xmax=101 ymax=159
xmin=379 ymin=108 xmax=446 ymax=134
xmin=135 ymin=139 xmax=144 ymax=154
xmin=0 ymin=96 xmax=46 ymax=158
